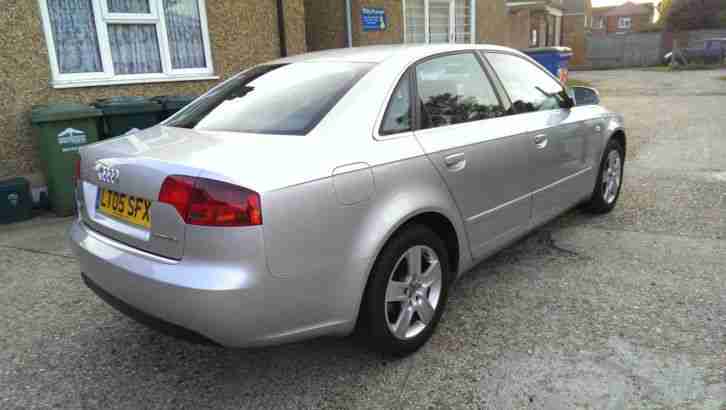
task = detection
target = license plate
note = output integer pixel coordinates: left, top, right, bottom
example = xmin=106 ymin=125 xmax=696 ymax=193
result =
xmin=98 ymin=188 xmax=152 ymax=229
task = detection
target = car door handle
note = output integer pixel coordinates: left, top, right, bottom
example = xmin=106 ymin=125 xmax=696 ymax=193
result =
xmin=533 ymin=134 xmax=548 ymax=149
xmin=443 ymin=153 xmax=466 ymax=171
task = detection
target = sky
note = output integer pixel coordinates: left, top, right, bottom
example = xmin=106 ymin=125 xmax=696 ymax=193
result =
xmin=592 ymin=0 xmax=659 ymax=7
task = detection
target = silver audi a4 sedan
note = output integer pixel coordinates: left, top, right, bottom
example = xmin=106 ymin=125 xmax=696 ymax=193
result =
xmin=70 ymin=44 xmax=625 ymax=355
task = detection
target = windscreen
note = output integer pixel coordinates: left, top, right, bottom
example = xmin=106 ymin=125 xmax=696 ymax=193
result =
xmin=164 ymin=62 xmax=373 ymax=135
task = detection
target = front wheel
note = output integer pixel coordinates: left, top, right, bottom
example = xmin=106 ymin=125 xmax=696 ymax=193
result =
xmin=585 ymin=139 xmax=624 ymax=214
xmin=359 ymin=225 xmax=451 ymax=356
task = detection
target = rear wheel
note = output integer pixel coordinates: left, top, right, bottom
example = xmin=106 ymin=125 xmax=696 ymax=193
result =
xmin=585 ymin=139 xmax=624 ymax=214
xmin=359 ymin=225 xmax=451 ymax=356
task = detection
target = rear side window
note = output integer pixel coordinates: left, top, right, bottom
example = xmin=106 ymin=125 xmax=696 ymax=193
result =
xmin=165 ymin=62 xmax=373 ymax=135
xmin=415 ymin=53 xmax=507 ymax=130
xmin=380 ymin=71 xmax=412 ymax=135
xmin=485 ymin=53 xmax=568 ymax=114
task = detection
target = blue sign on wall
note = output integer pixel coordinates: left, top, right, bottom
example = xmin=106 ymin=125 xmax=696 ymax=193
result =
xmin=361 ymin=7 xmax=387 ymax=32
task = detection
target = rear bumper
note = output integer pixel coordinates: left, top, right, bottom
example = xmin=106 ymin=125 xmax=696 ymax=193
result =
xmin=69 ymin=220 xmax=355 ymax=346
xmin=82 ymin=273 xmax=219 ymax=346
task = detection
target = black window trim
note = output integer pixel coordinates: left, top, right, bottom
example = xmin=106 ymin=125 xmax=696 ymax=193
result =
xmin=410 ymin=50 xmax=510 ymax=132
xmin=378 ymin=68 xmax=416 ymax=137
xmin=480 ymin=50 xmax=574 ymax=114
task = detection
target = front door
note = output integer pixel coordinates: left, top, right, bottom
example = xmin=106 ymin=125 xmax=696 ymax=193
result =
xmin=485 ymin=52 xmax=594 ymax=224
xmin=412 ymin=52 xmax=534 ymax=259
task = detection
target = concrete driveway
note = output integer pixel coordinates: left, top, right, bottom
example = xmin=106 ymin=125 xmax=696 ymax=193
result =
xmin=2 ymin=69 xmax=725 ymax=409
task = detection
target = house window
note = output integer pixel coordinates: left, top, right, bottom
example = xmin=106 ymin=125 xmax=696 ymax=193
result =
xmin=404 ymin=0 xmax=475 ymax=44
xmin=594 ymin=16 xmax=605 ymax=29
xmin=39 ymin=0 xmax=215 ymax=88
xmin=618 ymin=16 xmax=632 ymax=29
xmin=530 ymin=29 xmax=538 ymax=47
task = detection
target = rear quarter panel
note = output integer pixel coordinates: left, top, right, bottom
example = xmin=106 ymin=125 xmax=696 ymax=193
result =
xmin=261 ymin=134 xmax=470 ymax=330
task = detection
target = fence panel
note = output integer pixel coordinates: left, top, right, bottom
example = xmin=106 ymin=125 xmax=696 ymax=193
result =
xmin=587 ymin=32 xmax=662 ymax=68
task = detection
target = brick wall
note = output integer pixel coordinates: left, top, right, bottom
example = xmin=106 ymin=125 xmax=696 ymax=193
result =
xmin=477 ymin=0 xmax=509 ymax=45
xmin=562 ymin=15 xmax=588 ymax=67
xmin=304 ymin=0 xmax=347 ymax=51
xmin=631 ymin=14 xmax=653 ymax=32
xmin=0 ymin=0 xmax=307 ymax=181
xmin=351 ymin=0 xmax=404 ymax=46
xmin=508 ymin=8 xmax=531 ymax=49
xmin=306 ymin=0 xmax=509 ymax=48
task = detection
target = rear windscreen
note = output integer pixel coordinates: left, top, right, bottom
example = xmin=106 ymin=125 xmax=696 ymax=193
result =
xmin=164 ymin=62 xmax=373 ymax=135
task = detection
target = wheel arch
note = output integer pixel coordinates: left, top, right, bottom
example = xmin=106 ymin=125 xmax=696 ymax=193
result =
xmin=352 ymin=205 xmax=469 ymax=330
xmin=610 ymin=128 xmax=627 ymax=158
xmin=383 ymin=211 xmax=462 ymax=282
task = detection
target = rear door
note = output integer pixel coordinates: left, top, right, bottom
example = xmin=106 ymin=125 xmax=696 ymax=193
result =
xmin=410 ymin=52 xmax=534 ymax=259
xmin=484 ymin=52 xmax=595 ymax=225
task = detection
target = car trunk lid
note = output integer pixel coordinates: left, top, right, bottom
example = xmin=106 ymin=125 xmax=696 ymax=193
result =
xmin=77 ymin=125 xmax=326 ymax=260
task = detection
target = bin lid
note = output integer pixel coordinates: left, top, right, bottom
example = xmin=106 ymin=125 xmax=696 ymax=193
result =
xmin=0 ymin=177 xmax=30 ymax=190
xmin=151 ymin=95 xmax=198 ymax=109
xmin=31 ymin=103 xmax=102 ymax=124
xmin=94 ymin=96 xmax=162 ymax=115
xmin=522 ymin=46 xmax=573 ymax=55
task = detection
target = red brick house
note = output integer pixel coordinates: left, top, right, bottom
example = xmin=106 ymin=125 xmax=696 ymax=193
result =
xmin=591 ymin=1 xmax=654 ymax=35
xmin=561 ymin=0 xmax=592 ymax=67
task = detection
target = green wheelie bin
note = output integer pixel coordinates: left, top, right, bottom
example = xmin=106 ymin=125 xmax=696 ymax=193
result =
xmin=31 ymin=103 xmax=102 ymax=216
xmin=95 ymin=96 xmax=162 ymax=139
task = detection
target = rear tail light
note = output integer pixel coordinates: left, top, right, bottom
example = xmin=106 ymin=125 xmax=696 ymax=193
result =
xmin=158 ymin=175 xmax=262 ymax=227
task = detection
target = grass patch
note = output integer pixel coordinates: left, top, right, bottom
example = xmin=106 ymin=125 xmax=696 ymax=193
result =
xmin=642 ymin=63 xmax=726 ymax=72
xmin=567 ymin=79 xmax=593 ymax=87
xmin=640 ymin=65 xmax=673 ymax=72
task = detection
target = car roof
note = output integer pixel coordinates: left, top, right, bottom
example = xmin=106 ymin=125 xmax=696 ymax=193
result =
xmin=271 ymin=44 xmax=521 ymax=65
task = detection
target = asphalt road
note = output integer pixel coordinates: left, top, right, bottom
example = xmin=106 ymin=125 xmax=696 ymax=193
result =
xmin=1 ymin=69 xmax=725 ymax=409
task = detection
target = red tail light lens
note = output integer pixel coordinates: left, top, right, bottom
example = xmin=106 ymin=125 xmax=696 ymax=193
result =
xmin=158 ymin=176 xmax=262 ymax=227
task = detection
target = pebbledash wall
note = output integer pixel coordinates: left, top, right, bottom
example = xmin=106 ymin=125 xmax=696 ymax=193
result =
xmin=306 ymin=0 xmax=509 ymax=51
xmin=0 ymin=0 xmax=306 ymax=182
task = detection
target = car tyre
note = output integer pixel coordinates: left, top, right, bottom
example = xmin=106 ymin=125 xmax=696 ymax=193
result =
xmin=359 ymin=224 xmax=451 ymax=356
xmin=585 ymin=138 xmax=624 ymax=214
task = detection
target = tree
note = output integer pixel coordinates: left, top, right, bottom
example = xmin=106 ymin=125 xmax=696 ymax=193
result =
xmin=657 ymin=0 xmax=673 ymax=25
xmin=667 ymin=0 xmax=726 ymax=31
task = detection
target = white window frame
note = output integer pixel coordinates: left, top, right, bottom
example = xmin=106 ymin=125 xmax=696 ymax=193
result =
xmin=594 ymin=16 xmax=605 ymax=29
xmin=38 ymin=0 xmax=216 ymax=88
xmin=402 ymin=0 xmax=477 ymax=44
xmin=618 ymin=16 xmax=632 ymax=29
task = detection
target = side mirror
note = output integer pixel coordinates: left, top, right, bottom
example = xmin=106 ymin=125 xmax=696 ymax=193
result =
xmin=569 ymin=86 xmax=600 ymax=106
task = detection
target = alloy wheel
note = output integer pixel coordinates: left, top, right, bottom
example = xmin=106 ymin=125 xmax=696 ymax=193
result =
xmin=602 ymin=149 xmax=622 ymax=204
xmin=384 ymin=245 xmax=443 ymax=340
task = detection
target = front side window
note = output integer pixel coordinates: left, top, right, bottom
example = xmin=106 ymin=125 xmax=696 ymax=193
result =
xmin=166 ymin=62 xmax=373 ymax=135
xmin=415 ymin=53 xmax=507 ymax=130
xmin=381 ymin=72 xmax=412 ymax=135
xmin=39 ymin=0 xmax=213 ymax=87
xmin=486 ymin=53 xmax=569 ymax=114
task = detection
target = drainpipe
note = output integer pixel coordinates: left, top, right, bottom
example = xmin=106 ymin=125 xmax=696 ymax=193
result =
xmin=276 ymin=0 xmax=288 ymax=57
xmin=345 ymin=0 xmax=353 ymax=47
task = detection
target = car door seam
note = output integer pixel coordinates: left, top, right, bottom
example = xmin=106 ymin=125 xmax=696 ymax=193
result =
xmin=465 ymin=191 xmax=532 ymax=224
xmin=530 ymin=166 xmax=593 ymax=196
